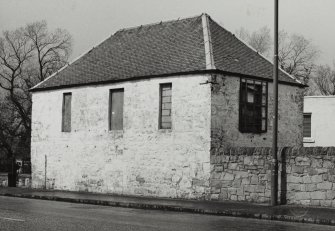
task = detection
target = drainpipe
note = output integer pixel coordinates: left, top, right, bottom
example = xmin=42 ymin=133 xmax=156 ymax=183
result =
xmin=271 ymin=0 xmax=279 ymax=206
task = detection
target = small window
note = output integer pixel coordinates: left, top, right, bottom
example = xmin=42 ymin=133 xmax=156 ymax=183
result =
xmin=109 ymin=89 xmax=124 ymax=130
xmin=303 ymin=113 xmax=311 ymax=138
xmin=159 ymin=83 xmax=172 ymax=129
xmin=239 ymin=78 xmax=267 ymax=133
xmin=62 ymin=92 xmax=72 ymax=132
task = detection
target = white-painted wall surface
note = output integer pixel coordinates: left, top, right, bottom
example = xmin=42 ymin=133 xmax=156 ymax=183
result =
xmin=31 ymin=75 xmax=212 ymax=199
xmin=304 ymin=96 xmax=335 ymax=147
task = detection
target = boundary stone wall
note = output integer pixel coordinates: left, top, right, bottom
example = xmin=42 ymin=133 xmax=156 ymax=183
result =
xmin=284 ymin=147 xmax=335 ymax=206
xmin=210 ymin=147 xmax=335 ymax=207
xmin=210 ymin=147 xmax=272 ymax=202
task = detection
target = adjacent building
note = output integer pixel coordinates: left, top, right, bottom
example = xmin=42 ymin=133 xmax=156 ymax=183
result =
xmin=303 ymin=96 xmax=335 ymax=147
xmin=30 ymin=14 xmax=304 ymax=199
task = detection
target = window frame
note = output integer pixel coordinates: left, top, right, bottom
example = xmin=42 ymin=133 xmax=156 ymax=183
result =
xmin=108 ymin=88 xmax=124 ymax=131
xmin=61 ymin=92 xmax=72 ymax=133
xmin=239 ymin=77 xmax=268 ymax=133
xmin=159 ymin=83 xmax=172 ymax=130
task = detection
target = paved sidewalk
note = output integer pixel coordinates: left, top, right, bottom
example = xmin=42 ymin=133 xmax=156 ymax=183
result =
xmin=1 ymin=187 xmax=335 ymax=226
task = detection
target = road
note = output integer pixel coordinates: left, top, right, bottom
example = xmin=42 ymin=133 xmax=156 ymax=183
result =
xmin=0 ymin=196 xmax=334 ymax=231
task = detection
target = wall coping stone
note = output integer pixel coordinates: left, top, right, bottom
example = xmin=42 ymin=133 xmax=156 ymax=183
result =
xmin=211 ymin=147 xmax=335 ymax=158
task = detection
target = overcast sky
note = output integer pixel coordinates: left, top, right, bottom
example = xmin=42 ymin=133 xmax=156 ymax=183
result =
xmin=0 ymin=0 xmax=334 ymax=65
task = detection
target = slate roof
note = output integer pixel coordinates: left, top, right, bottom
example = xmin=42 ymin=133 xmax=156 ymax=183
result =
xmin=31 ymin=14 xmax=302 ymax=91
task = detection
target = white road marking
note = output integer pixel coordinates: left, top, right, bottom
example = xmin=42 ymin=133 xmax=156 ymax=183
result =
xmin=0 ymin=217 xmax=25 ymax=222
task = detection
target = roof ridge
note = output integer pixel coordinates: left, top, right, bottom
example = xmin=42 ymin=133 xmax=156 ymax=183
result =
xmin=201 ymin=14 xmax=215 ymax=70
xmin=114 ymin=13 xmax=203 ymax=35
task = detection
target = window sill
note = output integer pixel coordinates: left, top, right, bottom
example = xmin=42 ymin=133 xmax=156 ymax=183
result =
xmin=108 ymin=130 xmax=124 ymax=133
xmin=239 ymin=130 xmax=266 ymax=134
xmin=303 ymin=137 xmax=315 ymax=143
xmin=158 ymin=129 xmax=172 ymax=133
xmin=108 ymin=130 xmax=124 ymax=139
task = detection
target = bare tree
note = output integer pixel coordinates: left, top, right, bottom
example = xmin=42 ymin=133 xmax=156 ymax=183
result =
xmin=312 ymin=64 xmax=335 ymax=95
xmin=0 ymin=28 xmax=34 ymax=159
xmin=236 ymin=26 xmax=271 ymax=56
xmin=0 ymin=21 xmax=72 ymax=160
xmin=278 ymin=32 xmax=319 ymax=85
xmin=235 ymin=26 xmax=319 ymax=86
xmin=25 ymin=21 xmax=72 ymax=83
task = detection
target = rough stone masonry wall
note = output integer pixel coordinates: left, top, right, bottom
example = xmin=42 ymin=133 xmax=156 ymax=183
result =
xmin=284 ymin=147 xmax=335 ymax=207
xmin=211 ymin=74 xmax=304 ymax=148
xmin=210 ymin=148 xmax=272 ymax=202
xmin=31 ymin=74 xmax=211 ymax=199
xmin=211 ymin=147 xmax=335 ymax=207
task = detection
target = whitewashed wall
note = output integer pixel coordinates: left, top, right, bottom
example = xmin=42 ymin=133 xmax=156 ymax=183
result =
xmin=31 ymin=74 xmax=211 ymax=199
xmin=304 ymin=96 xmax=335 ymax=147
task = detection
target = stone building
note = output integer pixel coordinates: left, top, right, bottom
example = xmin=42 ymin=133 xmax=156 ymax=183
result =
xmin=30 ymin=14 xmax=304 ymax=199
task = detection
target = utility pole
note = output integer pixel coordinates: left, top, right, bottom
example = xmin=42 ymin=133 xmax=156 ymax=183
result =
xmin=45 ymin=155 xmax=47 ymax=189
xmin=271 ymin=0 xmax=279 ymax=206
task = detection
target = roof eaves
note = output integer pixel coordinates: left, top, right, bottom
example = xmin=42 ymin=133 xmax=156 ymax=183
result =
xmin=30 ymin=68 xmax=305 ymax=93
xmin=30 ymin=69 xmax=213 ymax=92
xmin=217 ymin=70 xmax=306 ymax=88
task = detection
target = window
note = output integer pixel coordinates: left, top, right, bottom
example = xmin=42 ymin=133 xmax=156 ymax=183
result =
xmin=62 ymin=92 xmax=72 ymax=132
xmin=303 ymin=113 xmax=311 ymax=138
xmin=239 ymin=78 xmax=267 ymax=133
xmin=159 ymin=83 xmax=172 ymax=129
xmin=109 ymin=89 xmax=124 ymax=130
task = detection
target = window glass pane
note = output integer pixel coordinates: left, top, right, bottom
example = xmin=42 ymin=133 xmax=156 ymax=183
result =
xmin=110 ymin=89 xmax=124 ymax=130
xmin=160 ymin=83 xmax=172 ymax=129
xmin=262 ymin=119 xmax=266 ymax=131
xmin=254 ymin=85 xmax=262 ymax=104
xmin=262 ymin=95 xmax=266 ymax=105
xmin=262 ymin=107 xmax=266 ymax=118
xmin=247 ymin=84 xmax=255 ymax=103
xmin=247 ymin=91 xmax=254 ymax=103
xmin=262 ymin=84 xmax=267 ymax=93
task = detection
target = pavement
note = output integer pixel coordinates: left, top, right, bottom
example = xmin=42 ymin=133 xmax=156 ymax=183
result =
xmin=1 ymin=187 xmax=335 ymax=227
xmin=1 ymin=196 xmax=333 ymax=231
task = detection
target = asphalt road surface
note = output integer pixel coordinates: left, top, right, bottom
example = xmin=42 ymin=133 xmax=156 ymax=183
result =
xmin=0 ymin=196 xmax=334 ymax=231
